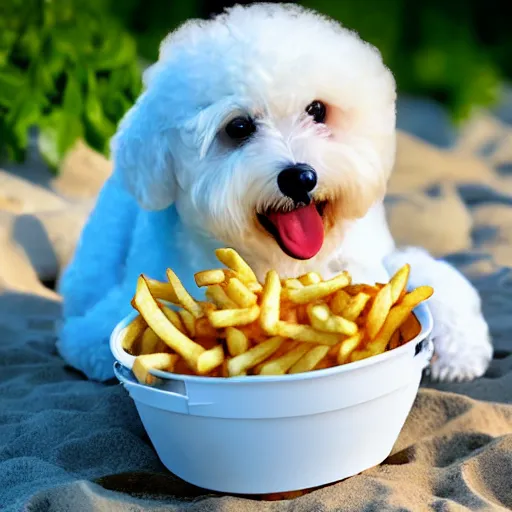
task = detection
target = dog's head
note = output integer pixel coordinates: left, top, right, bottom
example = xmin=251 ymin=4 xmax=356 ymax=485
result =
xmin=112 ymin=3 xmax=396 ymax=274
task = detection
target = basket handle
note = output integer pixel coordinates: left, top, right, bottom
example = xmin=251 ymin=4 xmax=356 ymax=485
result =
xmin=114 ymin=362 xmax=190 ymax=413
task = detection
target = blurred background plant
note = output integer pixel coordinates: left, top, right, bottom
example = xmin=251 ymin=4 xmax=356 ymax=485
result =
xmin=0 ymin=0 xmax=142 ymax=168
xmin=0 ymin=0 xmax=509 ymax=169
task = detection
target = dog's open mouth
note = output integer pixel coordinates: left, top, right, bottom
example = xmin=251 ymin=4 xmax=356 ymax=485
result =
xmin=257 ymin=201 xmax=327 ymax=260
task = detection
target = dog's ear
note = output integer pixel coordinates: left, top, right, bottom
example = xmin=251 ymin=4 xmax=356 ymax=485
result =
xmin=110 ymin=86 xmax=176 ymax=211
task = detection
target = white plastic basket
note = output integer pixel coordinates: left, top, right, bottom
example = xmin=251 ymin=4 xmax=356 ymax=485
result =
xmin=111 ymin=303 xmax=433 ymax=494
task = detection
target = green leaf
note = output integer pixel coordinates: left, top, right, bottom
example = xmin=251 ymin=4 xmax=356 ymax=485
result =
xmin=83 ymin=75 xmax=116 ymax=154
xmin=5 ymin=91 xmax=41 ymax=152
xmin=0 ymin=68 xmax=25 ymax=107
xmin=63 ymin=73 xmax=83 ymax=116
xmin=38 ymin=110 xmax=83 ymax=169
xmin=87 ymin=32 xmax=137 ymax=71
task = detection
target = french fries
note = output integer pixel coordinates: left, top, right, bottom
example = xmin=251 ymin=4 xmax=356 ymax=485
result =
xmin=226 ymin=278 xmax=258 ymax=307
xmin=139 ymin=327 xmax=162 ymax=355
xmin=307 ymin=304 xmax=358 ymax=336
xmin=215 ymin=248 xmax=258 ymax=283
xmin=166 ymin=269 xmax=203 ymax=318
xmin=205 ymin=284 xmax=238 ymax=309
xmin=298 ymin=272 xmax=322 ymax=285
xmin=289 ymin=345 xmax=330 ymax=374
xmin=227 ymin=336 xmax=283 ymax=376
xmin=120 ymin=315 xmax=146 ymax=353
xmin=260 ymin=270 xmax=281 ymax=334
xmin=226 ymin=327 xmax=250 ymax=356
xmin=207 ymin=305 xmax=260 ymax=328
xmin=126 ymin=248 xmax=433 ymax=384
xmin=287 ymin=273 xmax=350 ymax=304
xmin=194 ymin=269 xmax=226 ymax=287
xmin=132 ymin=353 xmax=179 ymax=385
xmin=133 ymin=277 xmax=205 ymax=370
xmin=258 ymin=343 xmax=310 ymax=375
xmin=366 ymin=284 xmax=393 ymax=339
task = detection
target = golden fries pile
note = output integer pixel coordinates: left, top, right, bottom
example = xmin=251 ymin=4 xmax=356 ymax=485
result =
xmin=121 ymin=248 xmax=433 ymax=384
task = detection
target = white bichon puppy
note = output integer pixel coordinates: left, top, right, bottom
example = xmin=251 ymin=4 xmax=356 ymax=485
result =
xmin=57 ymin=3 xmax=493 ymax=382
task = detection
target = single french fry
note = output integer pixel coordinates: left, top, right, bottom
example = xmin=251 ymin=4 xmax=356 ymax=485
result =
xmin=284 ymin=278 xmax=304 ymax=289
xmin=178 ymin=309 xmax=196 ymax=337
xmin=389 ymin=264 xmax=410 ymax=304
xmin=166 ymin=268 xmax=203 ymax=318
xmin=308 ymin=304 xmax=358 ymax=336
xmin=160 ymin=305 xmax=186 ymax=333
xmin=228 ymin=336 xmax=284 ymax=376
xmin=194 ymin=269 xmax=226 ymax=287
xmin=134 ymin=276 xmax=205 ymax=368
xmin=226 ymin=278 xmax=258 ymax=307
xmin=260 ymin=270 xmax=281 ymax=334
xmin=120 ymin=315 xmax=146 ymax=352
xmin=207 ymin=305 xmax=260 ymax=328
xmin=298 ymin=272 xmax=322 ymax=285
xmin=205 ymin=285 xmax=238 ymax=309
xmin=145 ymin=277 xmax=179 ymax=304
xmin=289 ymin=345 xmax=330 ymax=374
xmin=401 ymin=286 xmax=434 ymax=308
xmin=226 ymin=327 xmax=250 ymax=356
xmin=330 ymin=289 xmax=351 ymax=315
xmin=337 ymin=332 xmax=363 ymax=364
xmin=399 ymin=313 xmax=421 ymax=343
xmin=287 ymin=273 xmax=350 ymax=304
xmin=258 ymin=343 xmax=311 ymax=375
xmin=132 ymin=353 xmax=179 ymax=384
xmin=197 ymin=345 xmax=224 ymax=374
xmin=215 ymin=248 xmax=258 ymax=283
xmin=139 ymin=327 xmax=161 ymax=355
xmin=366 ymin=284 xmax=393 ymax=339
xmin=342 ymin=293 xmax=371 ymax=321
xmin=274 ymin=320 xmax=340 ymax=346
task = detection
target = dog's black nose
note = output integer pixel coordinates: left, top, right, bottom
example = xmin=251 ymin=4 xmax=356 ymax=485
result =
xmin=277 ymin=164 xmax=317 ymax=203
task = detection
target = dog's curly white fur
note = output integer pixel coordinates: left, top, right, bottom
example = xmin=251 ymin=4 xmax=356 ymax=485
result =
xmin=57 ymin=3 xmax=493 ymax=382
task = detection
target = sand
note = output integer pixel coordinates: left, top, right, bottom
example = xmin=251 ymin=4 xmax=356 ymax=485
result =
xmin=1 ymin=112 xmax=511 ymax=511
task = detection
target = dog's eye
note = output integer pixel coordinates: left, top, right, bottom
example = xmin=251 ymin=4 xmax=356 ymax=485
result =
xmin=225 ymin=116 xmax=256 ymax=142
xmin=305 ymin=100 xmax=326 ymax=123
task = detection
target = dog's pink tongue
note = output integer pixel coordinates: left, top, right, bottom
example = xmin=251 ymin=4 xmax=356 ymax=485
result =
xmin=268 ymin=203 xmax=324 ymax=260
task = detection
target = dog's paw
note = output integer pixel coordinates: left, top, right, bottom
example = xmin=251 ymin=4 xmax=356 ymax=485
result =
xmin=428 ymin=299 xmax=493 ymax=382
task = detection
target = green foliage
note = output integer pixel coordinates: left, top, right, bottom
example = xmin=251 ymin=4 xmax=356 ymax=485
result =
xmin=0 ymin=0 xmax=142 ymax=168
xmin=301 ymin=0 xmax=504 ymax=121
xmin=108 ymin=0 xmax=200 ymax=63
